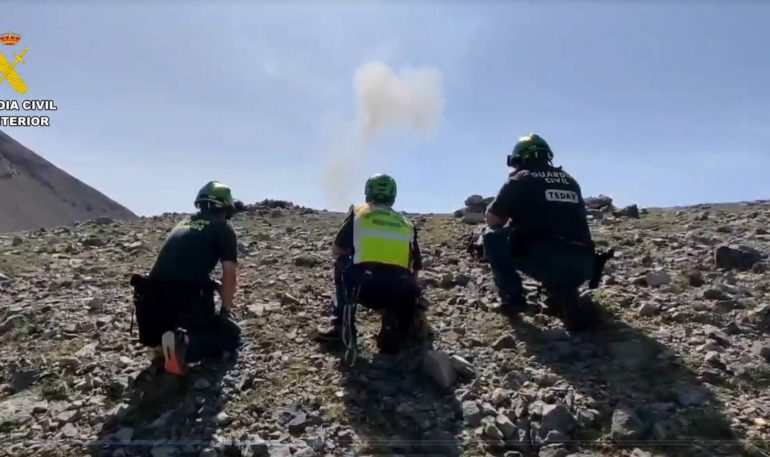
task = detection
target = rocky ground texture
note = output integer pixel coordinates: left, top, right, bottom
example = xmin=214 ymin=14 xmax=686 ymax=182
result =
xmin=1 ymin=199 xmax=770 ymax=457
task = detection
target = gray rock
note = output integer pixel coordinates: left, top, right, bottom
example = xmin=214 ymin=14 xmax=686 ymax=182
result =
xmin=715 ymin=244 xmax=762 ymax=271
xmin=493 ymin=334 xmax=517 ymax=350
xmin=11 ymin=236 xmax=23 ymax=246
xmin=198 ymin=449 xmax=217 ymax=457
xmin=645 ymin=270 xmax=671 ymax=287
xmin=540 ymin=404 xmax=577 ymax=436
xmin=462 ymin=401 xmax=483 ymax=427
xmin=0 ymin=314 xmax=24 ymax=334
xmin=422 ymin=350 xmax=457 ymax=390
xmin=248 ymin=439 xmax=269 ymax=457
xmin=496 ymin=414 xmax=517 ymax=438
xmin=449 ymin=355 xmax=476 ymax=378
xmin=0 ymin=392 xmax=39 ymax=426
xmin=751 ymin=341 xmax=770 ymax=362
xmin=61 ymin=422 xmax=78 ymax=438
xmin=293 ymin=254 xmax=322 ymax=268
xmin=704 ymin=351 xmax=722 ymax=366
xmin=544 ymin=430 xmax=570 ymax=444
xmin=293 ymin=447 xmax=316 ymax=457
xmin=461 ymin=212 xmax=486 ymax=225
xmin=638 ymin=302 xmax=659 ymax=317
xmin=585 ymin=195 xmax=613 ymax=210
xmin=611 ymin=404 xmax=648 ymax=441
xmin=464 ymin=195 xmax=485 ymax=207
xmin=9 ymin=369 xmax=38 ymax=393
xmin=491 ymin=388 xmax=509 ymax=407
xmin=287 ymin=412 xmax=308 ymax=434
xmin=539 ymin=445 xmax=569 ymax=457
xmin=484 ymin=420 xmax=504 ymax=440
xmin=616 ymin=204 xmax=640 ymax=218
xmin=630 ymin=449 xmax=653 ymax=457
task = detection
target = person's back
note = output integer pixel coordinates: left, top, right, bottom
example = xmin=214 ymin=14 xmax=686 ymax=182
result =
xmin=502 ymin=163 xmax=592 ymax=246
xmin=149 ymin=212 xmax=237 ymax=283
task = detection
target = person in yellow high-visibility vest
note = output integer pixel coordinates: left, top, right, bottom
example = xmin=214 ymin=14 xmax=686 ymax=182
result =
xmin=316 ymin=173 xmax=423 ymax=354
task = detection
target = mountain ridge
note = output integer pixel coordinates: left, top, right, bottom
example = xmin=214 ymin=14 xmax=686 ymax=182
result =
xmin=0 ymin=130 xmax=136 ymax=232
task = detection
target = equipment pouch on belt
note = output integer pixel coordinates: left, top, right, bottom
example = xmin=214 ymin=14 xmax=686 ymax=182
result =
xmin=129 ymin=274 xmax=219 ymax=347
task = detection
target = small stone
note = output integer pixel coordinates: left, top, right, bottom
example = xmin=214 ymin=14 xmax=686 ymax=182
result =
xmin=638 ymin=302 xmax=658 ymax=317
xmin=491 ymin=388 xmax=509 ymax=407
xmin=495 ymin=415 xmax=517 ymax=438
xmin=484 ymin=420 xmax=504 ymax=440
xmin=11 ymin=236 xmax=23 ymax=246
xmin=449 ymin=355 xmax=476 ymax=378
xmin=538 ymin=445 xmax=568 ymax=457
xmin=293 ymin=255 xmax=322 ymax=268
xmin=611 ymin=404 xmax=648 ymax=441
xmin=462 ymin=401 xmax=483 ymax=427
xmin=645 ymin=270 xmax=671 ymax=287
xmin=198 ymin=449 xmax=217 ymax=457
xmin=287 ymin=412 xmax=308 ymax=434
xmin=704 ymin=351 xmax=721 ymax=366
xmin=540 ymin=404 xmax=577 ymax=436
xmin=61 ymin=423 xmax=78 ymax=438
xmin=630 ymin=449 xmax=653 ymax=457
xmin=493 ymin=334 xmax=517 ymax=350
xmin=293 ymin=447 xmax=317 ymax=457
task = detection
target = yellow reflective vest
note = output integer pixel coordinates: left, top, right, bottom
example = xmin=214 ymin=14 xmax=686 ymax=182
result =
xmin=352 ymin=203 xmax=414 ymax=270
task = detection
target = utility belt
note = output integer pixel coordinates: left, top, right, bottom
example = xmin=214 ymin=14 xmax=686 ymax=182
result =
xmin=129 ymin=274 xmax=219 ymax=347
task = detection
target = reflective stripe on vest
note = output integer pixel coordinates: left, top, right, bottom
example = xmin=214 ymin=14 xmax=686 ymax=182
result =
xmin=352 ymin=203 xmax=413 ymax=269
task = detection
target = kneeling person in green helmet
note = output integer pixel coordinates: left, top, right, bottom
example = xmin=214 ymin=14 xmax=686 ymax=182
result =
xmin=130 ymin=181 xmax=242 ymax=375
xmin=317 ymin=173 xmax=424 ymax=354
xmin=483 ymin=134 xmax=596 ymax=331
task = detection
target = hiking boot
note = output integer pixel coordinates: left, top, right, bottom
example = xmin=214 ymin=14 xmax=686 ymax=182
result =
xmin=315 ymin=318 xmax=343 ymax=341
xmin=161 ymin=329 xmax=188 ymax=376
xmin=491 ymin=294 xmax=528 ymax=315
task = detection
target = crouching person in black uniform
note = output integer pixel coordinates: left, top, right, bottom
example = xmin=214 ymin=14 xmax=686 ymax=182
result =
xmin=484 ymin=134 xmax=597 ymax=332
xmin=131 ymin=181 xmax=242 ymax=375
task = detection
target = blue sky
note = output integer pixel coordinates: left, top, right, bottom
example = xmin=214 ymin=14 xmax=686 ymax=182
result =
xmin=3 ymin=0 xmax=769 ymax=216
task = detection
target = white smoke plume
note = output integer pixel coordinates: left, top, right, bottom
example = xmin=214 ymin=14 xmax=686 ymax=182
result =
xmin=323 ymin=61 xmax=445 ymax=208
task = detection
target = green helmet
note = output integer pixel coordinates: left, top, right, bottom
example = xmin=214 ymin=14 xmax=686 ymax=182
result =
xmin=507 ymin=133 xmax=553 ymax=167
xmin=194 ymin=181 xmax=235 ymax=210
xmin=365 ymin=173 xmax=397 ymax=204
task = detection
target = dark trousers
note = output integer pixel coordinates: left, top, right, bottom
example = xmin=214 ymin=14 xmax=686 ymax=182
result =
xmin=185 ymin=312 xmax=241 ymax=363
xmin=330 ymin=256 xmax=418 ymax=337
xmin=131 ymin=275 xmax=241 ymax=363
xmin=482 ymin=227 xmax=595 ymax=298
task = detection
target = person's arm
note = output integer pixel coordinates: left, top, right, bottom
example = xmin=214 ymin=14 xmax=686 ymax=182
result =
xmin=217 ymin=222 xmax=239 ymax=311
xmin=332 ymin=210 xmax=354 ymax=256
xmin=485 ymin=179 xmax=518 ymax=229
xmin=220 ymin=260 xmax=237 ymax=311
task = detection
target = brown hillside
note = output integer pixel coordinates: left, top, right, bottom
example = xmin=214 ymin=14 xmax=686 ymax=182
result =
xmin=0 ymin=130 xmax=136 ymax=232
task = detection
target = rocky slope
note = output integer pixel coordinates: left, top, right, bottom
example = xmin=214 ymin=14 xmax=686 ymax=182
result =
xmin=1 ymin=200 xmax=769 ymax=457
xmin=0 ymin=130 xmax=136 ymax=232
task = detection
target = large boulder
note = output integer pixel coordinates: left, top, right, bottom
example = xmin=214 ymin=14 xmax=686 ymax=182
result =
xmin=714 ymin=245 xmax=763 ymax=271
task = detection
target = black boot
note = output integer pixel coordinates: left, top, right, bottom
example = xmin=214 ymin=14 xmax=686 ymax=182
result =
xmin=491 ymin=293 xmax=528 ymax=315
